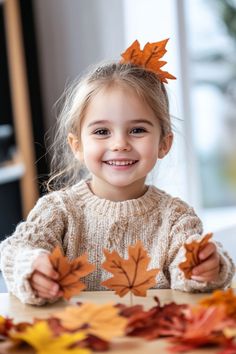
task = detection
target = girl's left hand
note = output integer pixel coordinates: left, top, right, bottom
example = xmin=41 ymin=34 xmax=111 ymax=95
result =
xmin=191 ymin=242 xmax=220 ymax=282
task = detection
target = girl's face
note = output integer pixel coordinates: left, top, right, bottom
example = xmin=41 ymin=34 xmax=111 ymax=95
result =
xmin=69 ymin=85 xmax=172 ymax=201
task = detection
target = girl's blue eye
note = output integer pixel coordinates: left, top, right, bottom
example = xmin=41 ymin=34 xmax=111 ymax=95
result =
xmin=94 ymin=129 xmax=110 ymax=135
xmin=130 ymin=127 xmax=147 ymax=134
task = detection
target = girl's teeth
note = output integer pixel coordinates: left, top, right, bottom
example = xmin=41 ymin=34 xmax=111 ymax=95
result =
xmin=106 ymin=160 xmax=136 ymax=166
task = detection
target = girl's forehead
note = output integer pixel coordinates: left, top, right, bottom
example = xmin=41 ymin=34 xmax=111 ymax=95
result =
xmin=81 ymin=85 xmax=158 ymax=128
xmin=86 ymin=86 xmax=152 ymax=116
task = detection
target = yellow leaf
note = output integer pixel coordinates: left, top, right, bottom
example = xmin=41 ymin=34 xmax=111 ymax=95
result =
xmin=54 ymin=302 xmax=127 ymax=341
xmin=199 ymin=288 xmax=236 ymax=317
xmin=11 ymin=321 xmax=90 ymax=354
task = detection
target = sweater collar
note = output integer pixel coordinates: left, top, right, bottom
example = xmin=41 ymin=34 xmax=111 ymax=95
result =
xmin=73 ymin=179 xmax=161 ymax=218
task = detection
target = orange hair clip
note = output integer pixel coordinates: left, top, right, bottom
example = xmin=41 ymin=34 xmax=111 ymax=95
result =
xmin=120 ymin=39 xmax=176 ymax=83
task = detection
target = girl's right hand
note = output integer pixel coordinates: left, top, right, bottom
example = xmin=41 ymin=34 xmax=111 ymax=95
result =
xmin=30 ymin=253 xmax=62 ymax=299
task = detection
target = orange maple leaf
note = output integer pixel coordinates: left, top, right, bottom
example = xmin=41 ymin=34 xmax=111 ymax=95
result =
xmin=53 ymin=303 xmax=127 ymax=341
xmin=179 ymin=233 xmax=213 ymax=279
xmin=199 ymin=288 xmax=236 ymax=318
xmin=49 ymin=247 xmax=95 ymax=300
xmin=120 ymin=39 xmax=176 ymax=83
xmin=101 ymin=241 xmax=159 ymax=297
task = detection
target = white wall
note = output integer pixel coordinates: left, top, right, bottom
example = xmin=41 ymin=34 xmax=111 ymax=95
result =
xmin=33 ymin=0 xmax=125 ymax=133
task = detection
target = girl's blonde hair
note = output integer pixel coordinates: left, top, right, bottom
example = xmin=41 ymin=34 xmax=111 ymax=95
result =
xmin=47 ymin=62 xmax=172 ymax=191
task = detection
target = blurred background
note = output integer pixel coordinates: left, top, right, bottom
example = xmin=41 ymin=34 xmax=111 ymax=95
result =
xmin=0 ymin=0 xmax=235 ymax=290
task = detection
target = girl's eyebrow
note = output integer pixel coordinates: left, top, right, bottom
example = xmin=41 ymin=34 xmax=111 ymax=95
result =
xmin=87 ymin=119 xmax=154 ymax=127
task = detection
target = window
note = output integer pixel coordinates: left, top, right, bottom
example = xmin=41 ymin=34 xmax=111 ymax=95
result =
xmin=184 ymin=0 xmax=236 ymax=229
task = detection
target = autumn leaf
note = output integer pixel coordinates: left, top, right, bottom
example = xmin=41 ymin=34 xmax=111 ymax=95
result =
xmin=0 ymin=316 xmax=13 ymax=337
xmin=101 ymin=241 xmax=159 ymax=297
xmin=11 ymin=321 xmax=90 ymax=354
xmin=179 ymin=233 xmax=213 ymax=279
xmin=120 ymin=39 xmax=176 ymax=83
xmin=53 ymin=302 xmax=127 ymax=341
xmin=218 ymin=342 xmax=236 ymax=354
xmin=120 ymin=39 xmax=143 ymax=66
xmin=125 ymin=298 xmax=188 ymax=339
xmin=49 ymin=247 xmax=95 ymax=300
xmin=199 ymin=288 xmax=236 ymax=318
xmin=168 ymin=305 xmax=229 ymax=353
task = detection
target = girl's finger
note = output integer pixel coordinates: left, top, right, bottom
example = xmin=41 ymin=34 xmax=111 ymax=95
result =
xmin=31 ymin=281 xmax=59 ymax=298
xmin=191 ymin=267 xmax=220 ymax=282
xmin=198 ymin=242 xmax=217 ymax=260
xmin=31 ymin=278 xmax=59 ymax=295
xmin=33 ymin=254 xmax=59 ymax=280
xmin=192 ymin=254 xmax=220 ymax=275
xmin=31 ymin=272 xmax=59 ymax=294
xmin=35 ymin=290 xmax=55 ymax=299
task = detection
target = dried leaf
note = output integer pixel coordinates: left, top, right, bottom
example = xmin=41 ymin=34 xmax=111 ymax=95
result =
xmin=199 ymin=288 xmax=236 ymax=318
xmin=120 ymin=39 xmax=176 ymax=83
xmin=11 ymin=321 xmax=90 ymax=354
xmin=179 ymin=233 xmax=213 ymax=279
xmin=124 ymin=298 xmax=188 ymax=339
xmin=49 ymin=247 xmax=95 ymax=300
xmin=53 ymin=302 xmax=127 ymax=341
xmin=218 ymin=342 xmax=236 ymax=354
xmin=0 ymin=316 xmax=13 ymax=337
xmin=168 ymin=305 xmax=229 ymax=352
xmin=101 ymin=241 xmax=159 ymax=297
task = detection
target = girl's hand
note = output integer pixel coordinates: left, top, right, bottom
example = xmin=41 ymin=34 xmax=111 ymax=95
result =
xmin=30 ymin=253 xmax=62 ymax=299
xmin=191 ymin=242 xmax=220 ymax=282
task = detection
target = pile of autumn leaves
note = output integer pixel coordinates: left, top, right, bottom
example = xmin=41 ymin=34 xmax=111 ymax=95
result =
xmin=1 ymin=289 xmax=236 ymax=353
xmin=0 ymin=234 xmax=236 ymax=353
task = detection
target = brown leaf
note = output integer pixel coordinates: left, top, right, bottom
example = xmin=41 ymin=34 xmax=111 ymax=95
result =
xmin=101 ymin=241 xmax=159 ymax=297
xmin=179 ymin=233 xmax=213 ymax=279
xmin=125 ymin=298 xmax=188 ymax=340
xmin=49 ymin=246 xmax=95 ymax=300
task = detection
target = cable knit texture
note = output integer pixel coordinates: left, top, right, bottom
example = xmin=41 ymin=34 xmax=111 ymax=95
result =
xmin=0 ymin=180 xmax=235 ymax=305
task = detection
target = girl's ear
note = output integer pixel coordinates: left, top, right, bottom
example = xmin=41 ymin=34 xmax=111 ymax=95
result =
xmin=158 ymin=132 xmax=173 ymax=159
xmin=68 ymin=133 xmax=83 ymax=161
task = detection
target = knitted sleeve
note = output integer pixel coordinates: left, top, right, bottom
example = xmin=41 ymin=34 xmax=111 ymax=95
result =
xmin=167 ymin=199 xmax=235 ymax=292
xmin=0 ymin=192 xmax=67 ymax=305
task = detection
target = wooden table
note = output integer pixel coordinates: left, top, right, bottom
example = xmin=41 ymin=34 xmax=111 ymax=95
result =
xmin=0 ymin=290 xmax=224 ymax=353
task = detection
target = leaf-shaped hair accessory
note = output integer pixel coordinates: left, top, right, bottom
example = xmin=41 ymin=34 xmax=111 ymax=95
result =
xmin=49 ymin=246 xmax=95 ymax=300
xmin=120 ymin=39 xmax=176 ymax=83
xmin=179 ymin=233 xmax=213 ymax=279
xmin=101 ymin=241 xmax=159 ymax=297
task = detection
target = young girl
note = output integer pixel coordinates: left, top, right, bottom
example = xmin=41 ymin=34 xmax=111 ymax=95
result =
xmin=0 ymin=40 xmax=234 ymax=305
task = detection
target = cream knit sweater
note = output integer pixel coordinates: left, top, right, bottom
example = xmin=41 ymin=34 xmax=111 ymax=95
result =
xmin=0 ymin=180 xmax=234 ymax=305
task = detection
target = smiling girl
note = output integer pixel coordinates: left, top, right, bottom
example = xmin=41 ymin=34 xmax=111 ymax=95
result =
xmin=0 ymin=40 xmax=234 ymax=305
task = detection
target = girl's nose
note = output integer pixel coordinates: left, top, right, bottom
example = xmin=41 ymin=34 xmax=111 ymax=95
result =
xmin=111 ymin=135 xmax=131 ymax=151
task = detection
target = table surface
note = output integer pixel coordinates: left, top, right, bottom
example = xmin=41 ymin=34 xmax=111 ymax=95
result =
xmin=0 ymin=289 xmax=227 ymax=354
